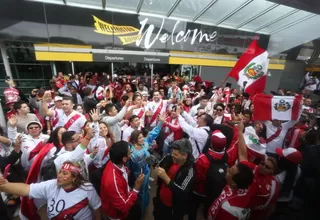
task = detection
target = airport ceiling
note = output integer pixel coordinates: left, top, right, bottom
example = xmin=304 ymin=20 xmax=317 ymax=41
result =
xmin=27 ymin=0 xmax=318 ymax=35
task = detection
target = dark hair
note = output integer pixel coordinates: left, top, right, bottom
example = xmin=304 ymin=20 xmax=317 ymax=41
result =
xmin=215 ymin=103 xmax=225 ymax=110
xmin=121 ymin=95 xmax=129 ymax=102
xmin=130 ymin=130 xmax=143 ymax=143
xmin=170 ymin=138 xmax=192 ymax=155
xmin=242 ymin=110 xmax=252 ymax=117
xmin=132 ymin=94 xmax=142 ymax=102
xmin=47 ymin=126 xmax=65 ymax=148
xmin=63 ymin=96 xmax=74 ymax=103
xmin=61 ymin=131 xmax=76 ymax=146
xmin=200 ymin=95 xmax=209 ymax=101
xmin=232 ymin=163 xmax=254 ymax=189
xmin=105 ymin=103 xmax=115 ymax=115
xmin=109 ymin=141 xmax=129 ymax=164
xmin=83 ymin=87 xmax=92 ymax=96
xmin=203 ymin=113 xmax=214 ymax=126
xmin=63 ymin=161 xmax=90 ymax=189
xmin=129 ymin=115 xmax=139 ymax=123
xmin=13 ymin=101 xmax=26 ymax=111
xmin=75 ymin=104 xmax=83 ymax=110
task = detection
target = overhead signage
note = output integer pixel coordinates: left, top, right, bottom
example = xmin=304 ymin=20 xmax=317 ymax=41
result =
xmin=93 ymin=53 xmax=169 ymax=64
xmin=93 ymin=16 xmax=218 ymax=49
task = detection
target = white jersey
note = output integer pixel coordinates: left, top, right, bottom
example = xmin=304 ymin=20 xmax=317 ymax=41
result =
xmin=29 ymin=179 xmax=101 ymax=220
xmin=53 ymin=110 xmax=86 ymax=133
xmin=146 ymin=100 xmax=168 ymax=127
xmin=128 ymin=106 xmax=146 ymax=127
xmin=7 ymin=126 xmax=50 ymax=171
xmin=54 ymin=145 xmax=86 ymax=172
xmin=85 ymin=136 xmax=109 ymax=168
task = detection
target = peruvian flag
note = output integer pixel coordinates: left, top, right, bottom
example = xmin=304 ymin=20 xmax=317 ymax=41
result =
xmin=253 ymin=94 xmax=302 ymax=121
xmin=228 ymin=39 xmax=269 ymax=95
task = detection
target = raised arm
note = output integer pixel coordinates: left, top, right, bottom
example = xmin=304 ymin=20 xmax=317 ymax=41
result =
xmin=237 ymin=123 xmax=248 ymax=162
xmin=41 ymin=91 xmax=54 ymax=117
xmin=0 ymin=179 xmax=30 ymax=197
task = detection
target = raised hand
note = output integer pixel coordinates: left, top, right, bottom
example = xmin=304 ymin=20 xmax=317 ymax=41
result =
xmin=43 ymin=91 xmax=52 ymax=102
xmin=8 ymin=115 xmax=17 ymax=127
xmin=89 ymin=109 xmax=100 ymax=122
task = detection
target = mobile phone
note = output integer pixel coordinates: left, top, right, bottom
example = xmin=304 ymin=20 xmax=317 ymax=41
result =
xmin=3 ymin=164 xmax=11 ymax=179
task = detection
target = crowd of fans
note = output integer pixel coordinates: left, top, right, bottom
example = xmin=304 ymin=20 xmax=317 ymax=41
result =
xmin=0 ymin=71 xmax=319 ymax=220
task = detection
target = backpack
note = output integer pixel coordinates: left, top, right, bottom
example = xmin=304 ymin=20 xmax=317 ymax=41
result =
xmin=204 ymin=153 xmax=228 ymax=202
xmin=195 ymin=128 xmax=211 ymax=154
xmin=41 ymin=152 xmax=59 ymax=181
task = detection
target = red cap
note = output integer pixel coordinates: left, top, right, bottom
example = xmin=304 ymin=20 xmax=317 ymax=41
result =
xmin=211 ymin=130 xmax=226 ymax=151
xmin=276 ymin=148 xmax=302 ymax=164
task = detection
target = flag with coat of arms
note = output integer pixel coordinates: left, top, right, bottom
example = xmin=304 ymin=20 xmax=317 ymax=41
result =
xmin=253 ymin=94 xmax=302 ymax=121
xmin=228 ymin=39 xmax=269 ymax=95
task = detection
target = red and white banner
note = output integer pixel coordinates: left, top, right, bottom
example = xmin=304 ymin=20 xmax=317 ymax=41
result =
xmin=228 ymin=39 xmax=269 ymax=96
xmin=253 ymin=94 xmax=302 ymax=121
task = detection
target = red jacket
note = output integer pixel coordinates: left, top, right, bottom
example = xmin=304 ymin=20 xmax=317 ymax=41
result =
xmin=100 ymin=161 xmax=138 ymax=219
xmin=194 ymin=150 xmax=225 ymax=196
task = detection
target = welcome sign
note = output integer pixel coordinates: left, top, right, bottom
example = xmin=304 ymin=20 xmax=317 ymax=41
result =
xmin=93 ymin=15 xmax=218 ymax=49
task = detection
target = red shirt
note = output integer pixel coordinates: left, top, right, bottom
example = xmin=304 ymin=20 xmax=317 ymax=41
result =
xmin=159 ymin=163 xmax=181 ymax=207
xmin=194 ymin=150 xmax=225 ymax=196
xmin=208 ymin=186 xmax=254 ymax=220
xmin=242 ymin=161 xmax=279 ymax=220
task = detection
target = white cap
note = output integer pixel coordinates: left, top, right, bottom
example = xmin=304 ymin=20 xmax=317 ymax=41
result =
xmin=54 ymin=96 xmax=63 ymax=102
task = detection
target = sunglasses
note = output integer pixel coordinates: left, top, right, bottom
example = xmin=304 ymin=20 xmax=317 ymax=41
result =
xmin=216 ymin=109 xmax=223 ymax=112
xmin=28 ymin=126 xmax=40 ymax=130
xmin=260 ymin=161 xmax=273 ymax=170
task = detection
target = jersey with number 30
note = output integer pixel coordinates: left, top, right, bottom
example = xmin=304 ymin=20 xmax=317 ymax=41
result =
xmin=29 ymin=179 xmax=101 ymax=220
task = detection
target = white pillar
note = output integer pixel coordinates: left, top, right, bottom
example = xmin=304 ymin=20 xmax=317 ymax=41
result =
xmin=150 ymin=63 xmax=154 ymax=89
xmin=0 ymin=42 xmax=13 ymax=79
xmin=111 ymin=62 xmax=114 ymax=81
xmin=51 ymin=61 xmax=57 ymax=76
xmin=71 ymin=61 xmax=75 ymax=75
xmin=0 ymin=98 xmax=6 ymax=131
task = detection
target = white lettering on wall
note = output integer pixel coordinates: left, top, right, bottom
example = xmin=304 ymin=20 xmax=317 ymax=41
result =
xmin=136 ymin=18 xmax=218 ymax=49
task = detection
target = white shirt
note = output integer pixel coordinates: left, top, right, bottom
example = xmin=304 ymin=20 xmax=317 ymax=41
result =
xmin=53 ymin=110 xmax=86 ymax=133
xmin=85 ymin=136 xmax=109 ymax=168
xmin=190 ymin=104 xmax=200 ymax=117
xmin=122 ymin=126 xmax=134 ymax=142
xmin=263 ymin=120 xmax=297 ymax=154
xmin=146 ymin=100 xmax=168 ymax=127
xmin=178 ymin=115 xmax=210 ymax=159
xmin=29 ymin=179 xmax=101 ymax=220
xmin=7 ymin=126 xmax=50 ymax=171
xmin=128 ymin=106 xmax=146 ymax=127
xmin=54 ymin=145 xmax=86 ymax=172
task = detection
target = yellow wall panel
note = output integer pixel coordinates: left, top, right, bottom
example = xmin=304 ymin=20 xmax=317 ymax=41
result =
xmin=35 ymin=52 xmax=93 ymax=61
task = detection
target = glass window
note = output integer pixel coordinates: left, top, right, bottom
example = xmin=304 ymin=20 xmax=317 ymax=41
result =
xmin=10 ymin=64 xmax=43 ymax=80
xmin=7 ymin=47 xmax=36 ymax=64
xmin=105 ymin=0 xmax=140 ymax=11
xmin=197 ymin=0 xmax=248 ymax=24
xmin=170 ymin=0 xmax=212 ymax=19
xmin=219 ymin=0 xmax=276 ymax=28
xmin=68 ymin=0 xmax=102 ymax=9
xmin=241 ymin=5 xmax=297 ymax=31
xmin=259 ymin=10 xmax=313 ymax=33
xmin=0 ymin=64 xmax=6 ymax=79
xmin=140 ymin=0 xmax=177 ymax=16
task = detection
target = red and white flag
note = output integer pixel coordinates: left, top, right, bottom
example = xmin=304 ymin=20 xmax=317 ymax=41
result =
xmin=253 ymin=94 xmax=302 ymax=121
xmin=228 ymin=39 xmax=269 ymax=95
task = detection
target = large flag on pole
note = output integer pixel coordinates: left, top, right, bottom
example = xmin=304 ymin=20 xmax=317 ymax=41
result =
xmin=253 ymin=94 xmax=302 ymax=121
xmin=228 ymin=39 xmax=269 ymax=95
